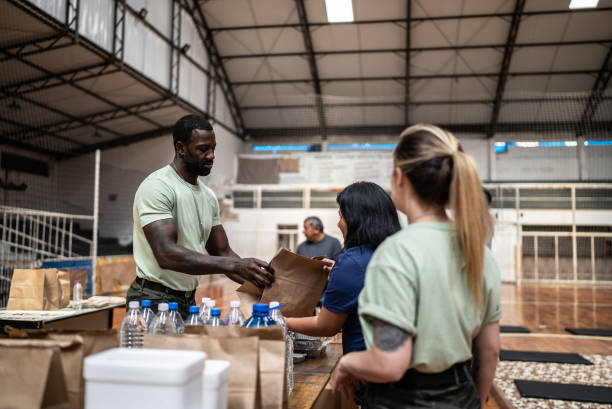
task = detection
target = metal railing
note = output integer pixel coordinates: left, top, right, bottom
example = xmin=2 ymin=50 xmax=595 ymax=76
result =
xmin=0 ymin=205 xmax=95 ymax=308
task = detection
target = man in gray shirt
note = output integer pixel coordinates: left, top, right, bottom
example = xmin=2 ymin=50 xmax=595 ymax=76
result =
xmin=296 ymin=216 xmax=342 ymax=260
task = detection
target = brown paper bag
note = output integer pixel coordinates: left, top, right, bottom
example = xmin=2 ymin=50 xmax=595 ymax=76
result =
xmin=5 ymin=327 xmax=118 ymax=409
xmin=62 ymin=269 xmax=88 ymax=298
xmin=185 ymin=325 xmax=287 ymax=409
xmin=57 ymin=270 xmax=71 ymax=309
xmin=7 ymin=268 xmax=66 ymax=311
xmin=99 ymin=260 xmax=136 ymax=294
xmin=145 ymin=333 xmax=260 ymax=409
xmin=237 ymin=248 xmax=328 ymax=317
xmin=0 ymin=342 xmax=71 ymax=409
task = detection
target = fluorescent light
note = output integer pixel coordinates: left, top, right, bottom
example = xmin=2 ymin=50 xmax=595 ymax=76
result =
xmin=569 ymin=0 xmax=599 ymax=9
xmin=325 ymin=0 xmax=354 ymax=23
xmin=328 ymin=143 xmax=396 ymax=150
xmin=252 ymin=145 xmax=309 ymax=152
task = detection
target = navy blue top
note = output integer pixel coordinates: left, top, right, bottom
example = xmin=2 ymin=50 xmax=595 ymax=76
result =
xmin=323 ymin=245 xmax=373 ymax=355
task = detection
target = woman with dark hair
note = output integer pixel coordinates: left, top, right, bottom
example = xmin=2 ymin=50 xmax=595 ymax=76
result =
xmin=286 ymin=181 xmax=401 ymax=358
xmin=331 ymin=124 xmax=501 ymax=409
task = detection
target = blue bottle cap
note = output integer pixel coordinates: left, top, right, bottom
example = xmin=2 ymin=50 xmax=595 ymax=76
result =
xmin=253 ymin=303 xmax=269 ymax=313
xmin=168 ymin=302 xmax=179 ymax=310
xmin=189 ymin=305 xmax=200 ymax=314
xmin=141 ymin=300 xmax=151 ymax=308
xmin=211 ymin=308 xmax=221 ymax=316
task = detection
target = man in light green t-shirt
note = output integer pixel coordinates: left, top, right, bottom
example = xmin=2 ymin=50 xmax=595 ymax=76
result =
xmin=127 ymin=114 xmax=274 ymax=319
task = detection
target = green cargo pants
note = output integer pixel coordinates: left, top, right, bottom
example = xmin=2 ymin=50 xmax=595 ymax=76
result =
xmin=126 ymin=278 xmax=195 ymax=320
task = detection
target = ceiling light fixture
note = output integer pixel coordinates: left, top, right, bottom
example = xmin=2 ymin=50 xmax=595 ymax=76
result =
xmin=568 ymin=0 xmax=598 ymax=9
xmin=180 ymin=43 xmax=191 ymax=54
xmin=325 ymin=0 xmax=354 ymax=23
xmin=138 ymin=7 xmax=148 ymax=19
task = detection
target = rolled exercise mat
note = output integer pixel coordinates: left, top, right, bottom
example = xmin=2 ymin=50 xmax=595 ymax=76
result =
xmin=500 ymin=350 xmax=592 ymax=365
xmin=565 ymin=328 xmax=612 ymax=336
xmin=514 ymin=380 xmax=612 ymax=404
xmin=500 ymin=325 xmax=530 ymax=333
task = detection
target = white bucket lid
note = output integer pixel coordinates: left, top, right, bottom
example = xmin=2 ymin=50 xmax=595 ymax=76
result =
xmin=84 ymin=348 xmax=206 ymax=385
xmin=203 ymin=360 xmax=231 ymax=388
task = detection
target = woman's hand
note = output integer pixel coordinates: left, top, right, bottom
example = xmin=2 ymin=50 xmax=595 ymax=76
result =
xmin=332 ymin=356 xmax=364 ymax=401
xmin=321 ymin=258 xmax=335 ymax=276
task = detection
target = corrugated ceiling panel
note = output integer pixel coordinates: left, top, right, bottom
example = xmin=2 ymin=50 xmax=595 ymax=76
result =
xmin=0 ymin=97 xmax=67 ymax=125
xmin=0 ymin=2 xmax=57 ymax=47
xmin=141 ymin=105 xmax=191 ymax=127
xmin=279 ymin=107 xmax=319 ymax=127
xmin=412 ymin=18 xmax=509 ymax=47
xmin=225 ymin=56 xmax=310 ymax=81
xmin=305 ymin=0 xmax=331 ymax=24
xmin=361 ymin=52 xmax=404 ymax=77
xmin=564 ymin=11 xmax=612 ymax=41
xmin=97 ymin=115 xmax=157 ymax=135
xmin=358 ymin=24 xmax=407 ymax=49
xmin=363 ymin=80 xmax=404 ymax=102
xmin=509 ymin=46 xmax=557 ymax=71
xmin=411 ymin=77 xmax=496 ymax=101
xmin=504 ymin=76 xmax=550 ymax=96
xmin=363 ymin=105 xmax=404 ymax=126
xmin=411 ymin=49 xmax=501 ymax=75
xmin=0 ymin=60 xmax=44 ymax=86
xmin=499 ymin=101 xmax=541 ymax=123
xmin=58 ymin=127 xmax=116 ymax=144
xmin=235 ymin=83 xmax=281 ymax=106
xmin=353 ymin=0 xmax=406 ymax=20
xmin=215 ymin=28 xmax=305 ymax=55
xmin=25 ymin=46 xmax=104 ymax=73
xmin=326 ymin=106 xmax=366 ymax=126
xmin=536 ymin=101 xmax=585 ymax=122
xmin=273 ymin=83 xmax=316 ymax=106
xmin=410 ymin=104 xmax=452 ymax=124
xmin=318 ymin=54 xmax=362 ymax=78
xmin=27 ymin=135 xmax=82 ymax=152
xmin=413 ymin=0 xmax=513 ymax=17
xmin=311 ymin=25 xmax=360 ymax=52
xmin=450 ymin=103 xmax=492 ymax=124
xmin=200 ymin=0 xmax=253 ymax=28
xmin=242 ymin=108 xmax=283 ymax=128
xmin=321 ymin=81 xmax=364 ymax=99
xmin=593 ymin=99 xmax=612 ymax=122
xmin=78 ymin=71 xmax=160 ymax=106
xmin=552 ymin=44 xmax=608 ymax=71
xmin=28 ymin=87 xmax=114 ymax=117
xmin=516 ymin=14 xmax=569 ymax=43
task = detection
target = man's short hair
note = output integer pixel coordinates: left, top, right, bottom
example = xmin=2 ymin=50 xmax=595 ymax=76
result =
xmin=173 ymin=114 xmax=213 ymax=147
xmin=304 ymin=216 xmax=323 ymax=232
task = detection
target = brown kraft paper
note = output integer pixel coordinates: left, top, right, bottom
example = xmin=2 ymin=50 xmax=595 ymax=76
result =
xmin=186 ymin=325 xmax=287 ymax=409
xmin=145 ymin=333 xmax=259 ymax=409
xmin=237 ymin=248 xmax=328 ymax=317
xmin=0 ymin=343 xmax=71 ymax=409
xmin=7 ymin=268 xmax=69 ymax=311
xmin=4 ymin=327 xmax=118 ymax=409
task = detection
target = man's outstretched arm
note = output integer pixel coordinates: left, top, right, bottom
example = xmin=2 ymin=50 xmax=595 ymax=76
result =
xmin=143 ymin=219 xmax=274 ymax=287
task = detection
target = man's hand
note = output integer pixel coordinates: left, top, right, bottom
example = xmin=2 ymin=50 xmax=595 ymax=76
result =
xmin=232 ymin=258 xmax=274 ymax=288
xmin=332 ymin=357 xmax=364 ymax=401
xmin=320 ymin=258 xmax=335 ymax=277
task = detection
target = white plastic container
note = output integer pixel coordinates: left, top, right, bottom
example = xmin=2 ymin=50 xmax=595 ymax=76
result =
xmin=84 ymin=348 xmax=206 ymax=409
xmin=202 ymin=360 xmax=231 ymax=409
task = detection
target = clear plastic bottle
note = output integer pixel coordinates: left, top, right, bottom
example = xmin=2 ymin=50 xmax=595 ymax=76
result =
xmin=72 ymin=280 xmax=83 ymax=310
xmin=204 ymin=308 xmax=226 ymax=326
xmin=140 ymin=299 xmax=155 ymax=331
xmin=224 ymin=300 xmax=246 ymax=326
xmin=120 ymin=301 xmax=147 ymax=348
xmin=168 ymin=302 xmax=185 ymax=335
xmin=185 ymin=305 xmax=203 ymax=326
xmin=270 ymin=301 xmax=294 ymax=395
xmin=200 ymin=297 xmax=210 ymax=311
xmin=149 ymin=303 xmax=178 ymax=334
xmin=199 ymin=299 xmax=216 ymax=322
xmin=243 ymin=303 xmax=277 ymax=328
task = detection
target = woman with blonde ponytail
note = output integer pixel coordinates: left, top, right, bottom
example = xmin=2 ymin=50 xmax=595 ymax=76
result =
xmin=332 ymin=124 xmax=501 ymax=409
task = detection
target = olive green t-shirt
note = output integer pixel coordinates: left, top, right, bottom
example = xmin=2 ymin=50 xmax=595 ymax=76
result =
xmin=358 ymin=222 xmax=501 ymax=373
xmin=132 ymin=165 xmax=220 ymax=291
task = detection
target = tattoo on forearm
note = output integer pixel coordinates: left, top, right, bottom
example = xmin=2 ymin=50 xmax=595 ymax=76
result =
xmin=372 ymin=319 xmax=411 ymax=352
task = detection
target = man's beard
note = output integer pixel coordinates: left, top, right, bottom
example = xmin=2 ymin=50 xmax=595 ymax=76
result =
xmin=184 ymin=155 xmax=213 ymax=176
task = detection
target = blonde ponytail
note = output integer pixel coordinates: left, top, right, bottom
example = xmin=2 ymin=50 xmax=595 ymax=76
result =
xmin=450 ymin=151 xmax=493 ymax=307
xmin=394 ymin=124 xmax=493 ymax=308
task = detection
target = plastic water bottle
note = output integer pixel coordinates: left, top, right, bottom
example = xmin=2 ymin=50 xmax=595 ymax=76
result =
xmin=200 ymin=299 xmax=216 ymax=322
xmin=186 ymin=305 xmax=203 ymax=326
xmin=149 ymin=303 xmax=177 ymax=334
xmin=204 ymin=308 xmax=226 ymax=326
xmin=243 ymin=303 xmax=277 ymax=328
xmin=120 ymin=301 xmax=147 ymax=348
xmin=270 ymin=301 xmax=294 ymax=395
xmin=140 ymin=300 xmax=155 ymax=330
xmin=168 ymin=302 xmax=185 ymax=335
xmin=200 ymin=297 xmax=210 ymax=310
xmin=72 ymin=280 xmax=83 ymax=310
xmin=224 ymin=300 xmax=246 ymax=326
